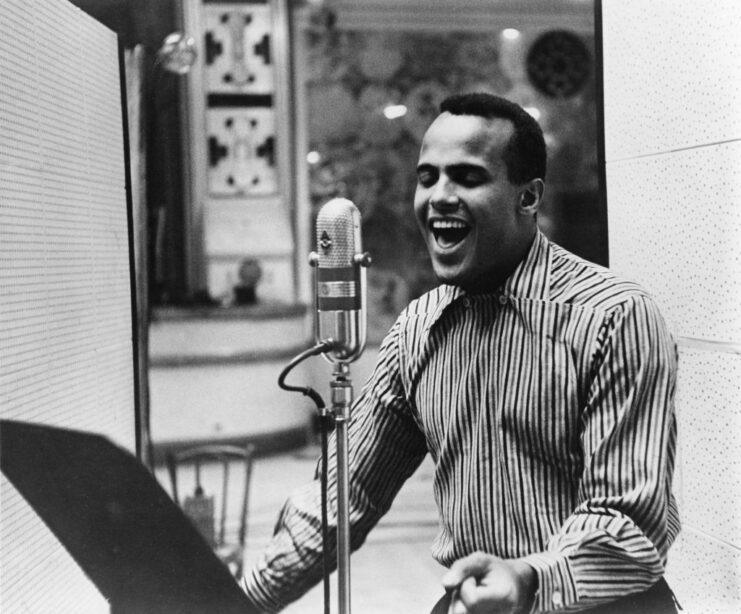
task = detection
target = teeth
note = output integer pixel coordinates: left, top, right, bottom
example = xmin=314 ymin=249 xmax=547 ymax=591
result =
xmin=430 ymin=218 xmax=470 ymax=249
xmin=431 ymin=219 xmax=467 ymax=230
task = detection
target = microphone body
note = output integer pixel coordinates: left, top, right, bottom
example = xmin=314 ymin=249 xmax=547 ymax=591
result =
xmin=309 ymin=198 xmax=371 ymax=364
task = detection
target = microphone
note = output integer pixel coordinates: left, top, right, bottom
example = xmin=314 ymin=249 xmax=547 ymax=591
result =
xmin=309 ymin=198 xmax=371 ymax=364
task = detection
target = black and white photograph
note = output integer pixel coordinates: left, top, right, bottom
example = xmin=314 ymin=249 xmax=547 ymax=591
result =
xmin=1 ymin=1 xmax=738 ymax=612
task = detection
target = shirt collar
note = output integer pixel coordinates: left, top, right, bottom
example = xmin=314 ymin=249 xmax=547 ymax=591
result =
xmin=501 ymin=228 xmax=551 ymax=302
xmin=425 ymin=229 xmax=552 ymax=330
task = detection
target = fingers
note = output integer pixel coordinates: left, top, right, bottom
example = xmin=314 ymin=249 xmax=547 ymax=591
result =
xmin=442 ymin=551 xmax=493 ymax=590
xmin=450 ymin=577 xmax=478 ymax=614
xmin=443 ymin=553 xmax=526 ymax=614
xmin=446 ymin=578 xmax=477 ymax=614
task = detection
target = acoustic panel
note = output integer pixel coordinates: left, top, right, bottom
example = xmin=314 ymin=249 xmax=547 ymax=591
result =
xmin=0 ymin=0 xmax=135 ymax=445
xmin=606 ymin=141 xmax=741 ymax=344
xmin=666 ymin=527 xmax=741 ymax=614
xmin=601 ymin=0 xmax=741 ymax=161
xmin=601 ymin=2 xmax=741 ymax=612
xmin=0 ymin=0 xmax=136 ymax=611
xmin=673 ymin=347 xmax=741 ymax=545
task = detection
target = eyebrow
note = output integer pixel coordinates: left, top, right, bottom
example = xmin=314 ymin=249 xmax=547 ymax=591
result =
xmin=416 ymin=163 xmax=487 ymax=174
xmin=448 ymin=163 xmax=487 ymax=173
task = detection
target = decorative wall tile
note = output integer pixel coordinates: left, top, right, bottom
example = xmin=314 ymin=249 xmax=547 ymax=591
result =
xmin=602 ymin=0 xmax=741 ymax=160
xmin=666 ymin=528 xmax=741 ymax=614
xmin=207 ymin=107 xmax=277 ymax=196
xmin=673 ymin=347 xmax=741 ymax=544
xmin=204 ymin=2 xmax=273 ymax=94
xmin=606 ymin=141 xmax=741 ymax=343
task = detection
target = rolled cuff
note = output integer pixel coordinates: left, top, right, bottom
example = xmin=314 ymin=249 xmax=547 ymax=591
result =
xmin=240 ymin=567 xmax=283 ymax=614
xmin=521 ymin=550 xmax=578 ymax=613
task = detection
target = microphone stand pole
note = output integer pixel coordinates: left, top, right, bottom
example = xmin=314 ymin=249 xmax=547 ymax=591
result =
xmin=330 ymin=361 xmax=353 ymax=614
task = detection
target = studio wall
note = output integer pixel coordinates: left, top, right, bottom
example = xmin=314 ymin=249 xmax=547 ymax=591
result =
xmin=0 ymin=0 xmax=137 ymax=610
xmin=600 ymin=1 xmax=741 ymax=611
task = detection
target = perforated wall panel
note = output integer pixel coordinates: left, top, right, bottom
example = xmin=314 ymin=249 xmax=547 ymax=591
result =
xmin=673 ymin=348 xmax=741 ymax=544
xmin=0 ymin=0 xmax=136 ymax=611
xmin=666 ymin=528 xmax=741 ymax=614
xmin=606 ymin=141 xmax=741 ymax=343
xmin=602 ymin=1 xmax=741 ymax=612
xmin=602 ymin=0 xmax=741 ymax=161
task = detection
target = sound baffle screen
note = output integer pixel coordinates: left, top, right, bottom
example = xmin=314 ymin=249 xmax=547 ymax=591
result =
xmin=0 ymin=0 xmax=137 ymax=611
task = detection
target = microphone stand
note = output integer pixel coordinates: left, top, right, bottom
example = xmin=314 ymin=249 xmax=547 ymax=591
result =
xmin=305 ymin=197 xmax=370 ymax=614
xmin=278 ymin=346 xmax=356 ymax=614
xmin=329 ymin=362 xmax=353 ymax=614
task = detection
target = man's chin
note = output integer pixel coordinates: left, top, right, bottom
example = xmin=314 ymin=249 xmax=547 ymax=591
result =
xmin=431 ymin=263 xmax=467 ymax=288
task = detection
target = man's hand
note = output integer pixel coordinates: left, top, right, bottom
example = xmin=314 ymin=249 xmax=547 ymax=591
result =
xmin=442 ymin=552 xmax=537 ymax=614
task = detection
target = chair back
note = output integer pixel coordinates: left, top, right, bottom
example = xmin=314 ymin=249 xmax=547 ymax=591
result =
xmin=166 ymin=444 xmax=255 ymax=575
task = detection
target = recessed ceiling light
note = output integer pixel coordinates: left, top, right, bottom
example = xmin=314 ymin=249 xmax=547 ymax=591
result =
xmin=383 ymin=104 xmax=408 ymax=120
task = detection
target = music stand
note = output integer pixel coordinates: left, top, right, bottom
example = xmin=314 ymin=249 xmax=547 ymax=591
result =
xmin=0 ymin=419 xmax=254 ymax=614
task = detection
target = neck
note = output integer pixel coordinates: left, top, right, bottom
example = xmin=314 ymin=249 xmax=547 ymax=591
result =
xmin=462 ymin=228 xmax=537 ymax=295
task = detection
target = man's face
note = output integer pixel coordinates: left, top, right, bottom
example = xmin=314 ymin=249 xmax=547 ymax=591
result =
xmin=414 ymin=112 xmax=530 ymax=293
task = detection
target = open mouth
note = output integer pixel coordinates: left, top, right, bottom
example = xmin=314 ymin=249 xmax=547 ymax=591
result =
xmin=430 ymin=219 xmax=471 ymax=249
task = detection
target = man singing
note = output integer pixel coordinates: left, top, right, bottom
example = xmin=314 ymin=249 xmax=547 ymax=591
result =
xmin=241 ymin=93 xmax=680 ymax=614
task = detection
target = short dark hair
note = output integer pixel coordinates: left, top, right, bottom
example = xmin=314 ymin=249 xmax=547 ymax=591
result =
xmin=439 ymin=93 xmax=546 ymax=184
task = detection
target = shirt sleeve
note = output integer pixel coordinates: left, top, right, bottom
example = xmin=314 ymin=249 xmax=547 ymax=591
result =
xmin=522 ymin=294 xmax=679 ymax=613
xmin=241 ymin=319 xmax=429 ymax=612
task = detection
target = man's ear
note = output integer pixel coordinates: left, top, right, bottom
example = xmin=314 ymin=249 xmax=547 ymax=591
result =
xmin=518 ymin=179 xmax=544 ymax=215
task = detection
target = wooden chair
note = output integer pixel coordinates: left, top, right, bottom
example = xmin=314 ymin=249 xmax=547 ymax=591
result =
xmin=166 ymin=443 xmax=255 ymax=578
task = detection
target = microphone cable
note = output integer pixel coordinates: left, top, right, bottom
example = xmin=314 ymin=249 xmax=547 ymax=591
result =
xmin=277 ymin=341 xmax=334 ymax=614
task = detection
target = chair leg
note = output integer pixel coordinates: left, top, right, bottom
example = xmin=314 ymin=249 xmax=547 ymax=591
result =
xmin=166 ymin=452 xmax=179 ymax=505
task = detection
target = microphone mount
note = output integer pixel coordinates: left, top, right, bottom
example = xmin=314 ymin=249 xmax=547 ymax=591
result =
xmin=307 ymin=250 xmax=372 ymax=267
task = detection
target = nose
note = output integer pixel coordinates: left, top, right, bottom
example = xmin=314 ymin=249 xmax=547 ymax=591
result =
xmin=428 ymin=178 xmax=460 ymax=212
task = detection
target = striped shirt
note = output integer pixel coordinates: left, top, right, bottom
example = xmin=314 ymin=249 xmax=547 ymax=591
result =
xmin=243 ymin=230 xmax=680 ymax=613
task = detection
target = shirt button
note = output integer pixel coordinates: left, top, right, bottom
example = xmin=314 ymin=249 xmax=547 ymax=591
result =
xmin=498 ymin=294 xmax=508 ymax=305
xmin=462 ymin=298 xmax=471 ymax=308
xmin=552 ymin=590 xmax=563 ymax=608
